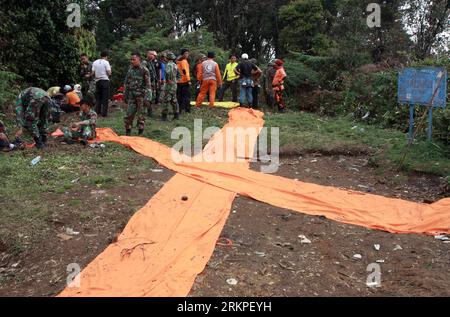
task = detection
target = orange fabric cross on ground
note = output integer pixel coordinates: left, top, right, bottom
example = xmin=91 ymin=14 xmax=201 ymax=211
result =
xmin=59 ymin=108 xmax=450 ymax=297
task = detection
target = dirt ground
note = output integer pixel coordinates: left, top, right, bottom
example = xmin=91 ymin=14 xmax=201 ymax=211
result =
xmin=0 ymin=151 xmax=449 ymax=297
xmin=191 ymin=155 xmax=450 ymax=297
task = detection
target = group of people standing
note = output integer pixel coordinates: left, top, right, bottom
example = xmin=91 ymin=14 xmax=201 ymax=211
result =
xmin=2 ymin=48 xmax=287 ymax=151
xmin=119 ymin=49 xmax=288 ymax=136
xmin=194 ymin=52 xmax=287 ymax=111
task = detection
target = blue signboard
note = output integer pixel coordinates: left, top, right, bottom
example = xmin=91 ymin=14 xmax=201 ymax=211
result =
xmin=398 ymin=67 xmax=448 ymax=143
xmin=398 ymin=67 xmax=447 ymax=109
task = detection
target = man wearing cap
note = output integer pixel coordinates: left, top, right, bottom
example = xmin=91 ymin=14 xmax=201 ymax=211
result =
xmin=176 ymin=48 xmax=191 ymax=113
xmin=79 ymin=53 xmax=94 ymax=101
xmin=142 ymin=50 xmax=159 ymax=117
xmin=218 ymin=54 xmax=239 ymax=102
xmin=196 ymin=51 xmax=222 ymax=108
xmin=273 ymin=59 xmax=287 ymax=113
xmin=235 ymin=54 xmax=260 ymax=108
xmin=161 ymin=52 xmax=181 ymax=121
xmin=124 ymin=53 xmax=152 ymax=136
xmin=249 ymin=58 xmax=263 ymax=109
xmin=264 ymin=60 xmax=277 ymax=109
xmin=194 ymin=54 xmax=207 ymax=100
xmin=15 ymin=87 xmax=52 ymax=149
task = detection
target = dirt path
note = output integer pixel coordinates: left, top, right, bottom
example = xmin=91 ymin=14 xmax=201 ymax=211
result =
xmin=1 ymin=153 xmax=448 ymax=296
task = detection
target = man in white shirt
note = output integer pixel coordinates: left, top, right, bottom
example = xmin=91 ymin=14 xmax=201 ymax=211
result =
xmin=92 ymin=51 xmax=112 ymax=117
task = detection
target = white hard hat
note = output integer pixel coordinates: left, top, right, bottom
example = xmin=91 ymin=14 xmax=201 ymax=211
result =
xmin=241 ymin=53 xmax=249 ymax=60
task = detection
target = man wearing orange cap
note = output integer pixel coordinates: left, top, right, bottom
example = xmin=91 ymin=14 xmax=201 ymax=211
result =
xmin=272 ymin=59 xmax=287 ymax=113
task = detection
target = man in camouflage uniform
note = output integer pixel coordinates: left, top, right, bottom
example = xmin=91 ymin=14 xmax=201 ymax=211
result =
xmin=161 ymin=52 xmax=181 ymax=121
xmin=15 ymin=87 xmax=52 ymax=149
xmin=141 ymin=50 xmax=159 ymax=117
xmin=264 ymin=59 xmax=277 ymax=109
xmin=80 ymin=53 xmax=95 ymax=102
xmin=62 ymin=99 xmax=98 ymax=146
xmin=124 ymin=53 xmax=152 ymax=136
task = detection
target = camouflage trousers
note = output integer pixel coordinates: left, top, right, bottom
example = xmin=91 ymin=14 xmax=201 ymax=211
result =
xmin=144 ymin=88 xmax=156 ymax=115
xmin=125 ymin=95 xmax=146 ymax=130
xmin=23 ymin=119 xmax=48 ymax=139
xmin=161 ymin=84 xmax=180 ymax=115
xmin=62 ymin=126 xmax=95 ymax=141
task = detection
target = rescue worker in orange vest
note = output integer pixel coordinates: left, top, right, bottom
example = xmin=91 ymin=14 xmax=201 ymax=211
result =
xmin=195 ymin=51 xmax=222 ymax=108
xmin=273 ymin=59 xmax=287 ymax=113
xmin=176 ymin=48 xmax=191 ymax=113
xmin=194 ymin=54 xmax=207 ymax=100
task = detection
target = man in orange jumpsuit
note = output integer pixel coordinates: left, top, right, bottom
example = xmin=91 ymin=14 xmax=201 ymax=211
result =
xmin=273 ymin=59 xmax=287 ymax=113
xmin=195 ymin=52 xmax=222 ymax=107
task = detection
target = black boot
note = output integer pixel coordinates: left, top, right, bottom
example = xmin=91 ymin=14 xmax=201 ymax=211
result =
xmin=63 ymin=138 xmax=75 ymax=145
xmin=80 ymin=138 xmax=88 ymax=146
xmin=174 ymin=113 xmax=180 ymax=120
xmin=126 ymin=129 xmax=132 ymax=136
xmin=138 ymin=129 xmax=144 ymax=136
xmin=34 ymin=136 xmax=45 ymax=149
xmin=162 ymin=113 xmax=168 ymax=122
xmin=41 ymin=134 xmax=48 ymax=145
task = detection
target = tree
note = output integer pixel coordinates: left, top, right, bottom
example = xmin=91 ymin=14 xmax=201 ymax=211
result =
xmin=278 ymin=0 xmax=326 ymax=54
xmin=0 ymin=0 xmax=96 ymax=87
xmin=95 ymin=0 xmax=172 ymax=51
xmin=402 ymin=0 xmax=450 ymax=59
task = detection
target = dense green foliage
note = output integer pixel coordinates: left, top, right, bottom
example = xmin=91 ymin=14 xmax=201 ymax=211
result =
xmin=109 ymin=28 xmax=228 ymax=90
xmin=0 ymin=0 xmax=448 ymax=143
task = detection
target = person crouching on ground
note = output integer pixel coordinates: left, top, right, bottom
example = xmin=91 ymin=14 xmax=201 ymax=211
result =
xmin=195 ymin=51 xmax=222 ymax=108
xmin=62 ymin=99 xmax=97 ymax=146
xmin=15 ymin=87 xmax=52 ymax=149
xmin=0 ymin=120 xmax=23 ymax=151
xmin=62 ymin=85 xmax=81 ymax=113
xmin=273 ymin=59 xmax=287 ymax=113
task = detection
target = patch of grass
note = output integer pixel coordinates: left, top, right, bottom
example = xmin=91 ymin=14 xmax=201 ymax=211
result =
xmin=0 ymin=130 xmax=159 ymax=254
xmin=68 ymin=199 xmax=83 ymax=207
xmin=264 ymin=111 xmax=450 ymax=177
xmin=79 ymin=212 xmax=92 ymax=221
xmin=98 ymin=106 xmax=229 ymax=147
xmin=84 ymin=175 xmax=116 ymax=187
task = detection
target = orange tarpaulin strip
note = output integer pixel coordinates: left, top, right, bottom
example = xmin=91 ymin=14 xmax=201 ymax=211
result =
xmin=60 ymin=174 xmax=235 ymax=297
xmin=60 ymin=108 xmax=449 ymax=297
xmin=59 ymin=108 xmax=263 ymax=297
xmin=92 ymin=112 xmax=450 ymax=236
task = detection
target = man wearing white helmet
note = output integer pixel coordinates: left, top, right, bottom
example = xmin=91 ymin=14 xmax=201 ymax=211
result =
xmin=234 ymin=53 xmax=260 ymax=108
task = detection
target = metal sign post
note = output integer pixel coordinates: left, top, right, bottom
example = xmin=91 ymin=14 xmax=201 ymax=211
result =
xmin=398 ymin=67 xmax=447 ymax=143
